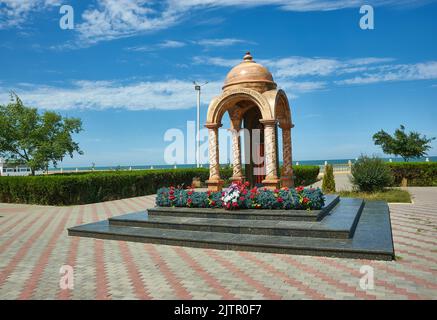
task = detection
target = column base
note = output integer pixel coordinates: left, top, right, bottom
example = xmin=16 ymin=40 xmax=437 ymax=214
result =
xmin=280 ymin=176 xmax=294 ymax=188
xmin=206 ymin=179 xmax=225 ymax=192
xmin=261 ymin=178 xmax=280 ymax=190
xmin=230 ymin=176 xmax=245 ymax=183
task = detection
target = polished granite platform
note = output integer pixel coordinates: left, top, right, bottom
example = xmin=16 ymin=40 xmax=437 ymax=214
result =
xmin=68 ymin=195 xmax=395 ymax=260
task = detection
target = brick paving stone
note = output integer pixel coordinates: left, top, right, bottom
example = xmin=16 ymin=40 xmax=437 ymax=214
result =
xmin=1 ymin=187 xmax=436 ymax=299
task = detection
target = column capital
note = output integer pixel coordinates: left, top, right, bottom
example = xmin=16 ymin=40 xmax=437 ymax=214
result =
xmin=205 ymin=122 xmax=222 ymax=129
xmin=259 ymin=119 xmax=277 ymax=126
xmin=279 ymin=123 xmax=294 ymax=130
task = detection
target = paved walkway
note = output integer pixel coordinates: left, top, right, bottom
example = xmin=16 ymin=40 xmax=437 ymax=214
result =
xmin=0 ymin=188 xmax=436 ymax=299
xmin=313 ymin=173 xmax=354 ymax=191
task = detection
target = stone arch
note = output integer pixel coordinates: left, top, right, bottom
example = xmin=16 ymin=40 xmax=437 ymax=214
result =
xmin=206 ymin=87 xmax=274 ymax=127
xmin=274 ymin=89 xmax=293 ymax=129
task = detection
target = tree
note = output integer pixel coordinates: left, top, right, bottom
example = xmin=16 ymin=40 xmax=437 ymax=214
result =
xmin=373 ymin=125 xmax=435 ymax=162
xmin=0 ymin=93 xmax=83 ymax=175
xmin=322 ymin=164 xmax=336 ymax=193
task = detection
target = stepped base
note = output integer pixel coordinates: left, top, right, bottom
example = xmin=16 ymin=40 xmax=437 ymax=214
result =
xmin=68 ymin=198 xmax=395 ymax=260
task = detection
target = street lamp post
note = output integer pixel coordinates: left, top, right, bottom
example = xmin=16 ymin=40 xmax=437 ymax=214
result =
xmin=193 ymin=81 xmax=208 ymax=168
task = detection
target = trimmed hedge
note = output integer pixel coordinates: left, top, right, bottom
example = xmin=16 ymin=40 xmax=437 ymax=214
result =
xmin=292 ymin=165 xmax=320 ymax=186
xmin=0 ymin=168 xmax=213 ymax=205
xmin=0 ymin=165 xmax=320 ymax=205
xmin=387 ymin=162 xmax=437 ymax=186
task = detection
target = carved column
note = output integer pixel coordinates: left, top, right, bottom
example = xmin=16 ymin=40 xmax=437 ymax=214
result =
xmin=280 ymin=123 xmax=294 ymax=188
xmin=205 ymin=123 xmax=224 ymax=191
xmin=260 ymin=119 xmax=280 ymax=189
xmin=229 ymin=127 xmax=245 ymax=182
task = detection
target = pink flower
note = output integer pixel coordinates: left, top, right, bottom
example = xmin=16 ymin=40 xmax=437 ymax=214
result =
xmin=277 ymin=197 xmax=283 ymax=203
xmin=296 ymin=186 xmax=305 ymax=193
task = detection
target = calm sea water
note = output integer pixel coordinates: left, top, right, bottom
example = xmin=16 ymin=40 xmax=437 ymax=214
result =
xmin=49 ymin=156 xmax=437 ymax=172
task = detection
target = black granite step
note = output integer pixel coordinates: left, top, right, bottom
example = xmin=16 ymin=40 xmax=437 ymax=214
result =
xmin=68 ymin=200 xmax=395 ymax=260
xmin=147 ymin=195 xmax=340 ymax=222
xmin=108 ymin=198 xmax=363 ymax=239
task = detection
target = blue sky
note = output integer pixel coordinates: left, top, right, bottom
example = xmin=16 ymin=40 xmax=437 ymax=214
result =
xmin=0 ymin=0 xmax=436 ymax=167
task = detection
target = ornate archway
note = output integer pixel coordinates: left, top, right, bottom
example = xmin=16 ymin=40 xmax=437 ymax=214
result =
xmin=205 ymin=52 xmax=294 ymax=191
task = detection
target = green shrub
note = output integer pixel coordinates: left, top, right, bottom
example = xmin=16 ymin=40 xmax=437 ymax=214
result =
xmin=0 ymin=168 xmax=212 ymax=205
xmin=292 ymin=165 xmax=320 ymax=186
xmin=322 ymin=164 xmax=336 ymax=193
xmin=351 ymin=156 xmax=394 ymax=192
xmin=387 ymin=162 xmax=437 ymax=186
xmin=0 ymin=165 xmax=320 ymax=205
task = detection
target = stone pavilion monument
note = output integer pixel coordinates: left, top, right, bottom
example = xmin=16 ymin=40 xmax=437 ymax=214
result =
xmin=68 ymin=52 xmax=395 ymax=261
xmin=205 ymin=52 xmax=294 ymax=191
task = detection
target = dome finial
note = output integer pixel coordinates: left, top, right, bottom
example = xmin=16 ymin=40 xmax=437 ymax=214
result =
xmin=243 ymin=52 xmax=253 ymax=62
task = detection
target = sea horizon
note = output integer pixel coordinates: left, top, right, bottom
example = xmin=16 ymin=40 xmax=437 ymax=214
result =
xmin=49 ymin=156 xmax=437 ymax=172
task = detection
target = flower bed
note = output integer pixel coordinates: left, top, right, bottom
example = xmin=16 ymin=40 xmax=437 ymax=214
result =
xmin=156 ymin=182 xmax=325 ymax=211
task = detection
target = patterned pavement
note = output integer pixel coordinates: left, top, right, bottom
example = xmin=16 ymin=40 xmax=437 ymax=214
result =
xmin=0 ymin=187 xmax=436 ymax=300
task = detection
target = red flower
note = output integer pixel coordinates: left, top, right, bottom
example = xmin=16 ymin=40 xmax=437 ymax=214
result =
xmin=250 ymin=194 xmax=255 ymax=199
xmin=187 ymin=198 xmax=192 ymax=203
xmin=244 ymin=181 xmax=250 ymax=187
xmin=239 ymin=196 xmax=245 ymax=201
xmin=169 ymin=189 xmax=174 ymax=195
xmin=296 ymin=186 xmax=305 ymax=193
xmin=242 ymin=189 xmax=248 ymax=195
xmin=302 ymin=197 xmax=310 ymax=204
xmin=210 ymin=200 xmax=216 ymax=206
xmin=277 ymin=197 xmax=283 ymax=203
xmin=274 ymin=188 xmax=279 ymax=193
xmin=187 ymin=190 xmax=193 ymax=196
xmin=232 ymin=202 xmax=238 ymax=207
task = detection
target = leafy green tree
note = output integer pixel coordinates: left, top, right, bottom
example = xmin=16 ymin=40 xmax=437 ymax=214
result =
xmin=373 ymin=125 xmax=435 ymax=162
xmin=0 ymin=93 xmax=83 ymax=175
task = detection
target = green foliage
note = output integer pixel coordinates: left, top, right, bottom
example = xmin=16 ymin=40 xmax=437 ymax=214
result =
xmin=322 ymin=164 xmax=336 ymax=193
xmin=387 ymin=162 xmax=437 ymax=186
xmin=0 ymin=93 xmax=83 ymax=174
xmin=351 ymin=156 xmax=394 ymax=192
xmin=0 ymin=168 xmax=210 ymax=205
xmin=373 ymin=125 xmax=435 ymax=162
xmin=0 ymin=165 xmax=323 ymax=205
xmin=292 ymin=165 xmax=320 ymax=186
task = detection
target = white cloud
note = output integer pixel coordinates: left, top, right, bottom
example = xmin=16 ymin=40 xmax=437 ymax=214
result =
xmin=195 ymin=38 xmax=254 ymax=47
xmin=0 ymin=0 xmax=59 ymax=28
xmin=336 ymin=61 xmax=437 ymax=85
xmin=193 ymin=56 xmax=240 ymax=68
xmin=126 ymin=39 xmax=185 ymax=51
xmin=193 ymin=54 xmax=396 ymax=79
xmin=1 ymin=0 xmax=431 ymax=45
xmin=0 ymin=79 xmax=223 ymax=111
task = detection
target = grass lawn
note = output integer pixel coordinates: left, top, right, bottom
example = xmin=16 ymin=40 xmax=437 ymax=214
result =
xmin=336 ymin=189 xmax=412 ymax=203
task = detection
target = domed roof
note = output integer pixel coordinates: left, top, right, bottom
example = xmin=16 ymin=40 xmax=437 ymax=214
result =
xmin=223 ymin=52 xmax=276 ymax=91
